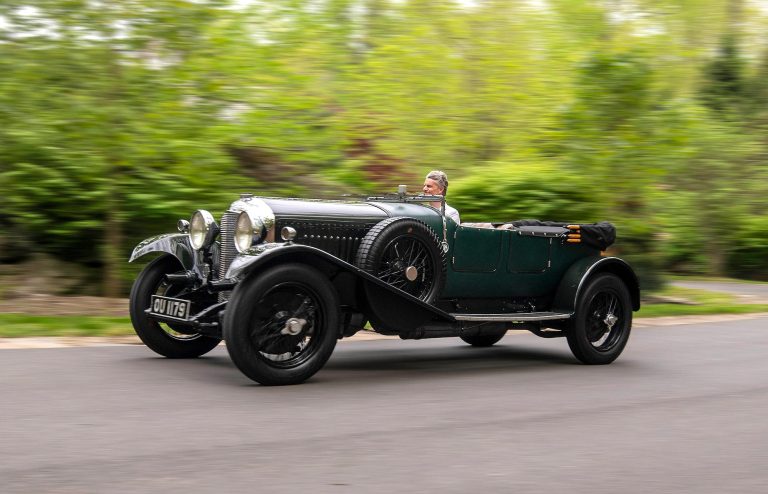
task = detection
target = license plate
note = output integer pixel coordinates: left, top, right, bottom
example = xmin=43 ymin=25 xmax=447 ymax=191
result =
xmin=149 ymin=295 xmax=192 ymax=321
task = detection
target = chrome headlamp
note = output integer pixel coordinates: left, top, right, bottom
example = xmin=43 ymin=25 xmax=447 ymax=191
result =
xmin=189 ymin=210 xmax=219 ymax=251
xmin=234 ymin=209 xmax=267 ymax=253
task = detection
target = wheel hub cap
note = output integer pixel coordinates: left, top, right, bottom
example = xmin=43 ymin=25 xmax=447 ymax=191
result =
xmin=404 ymin=266 xmax=418 ymax=281
xmin=603 ymin=313 xmax=618 ymax=330
xmin=281 ymin=317 xmax=307 ymax=336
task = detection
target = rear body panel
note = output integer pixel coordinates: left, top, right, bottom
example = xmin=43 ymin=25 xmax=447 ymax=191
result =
xmin=442 ymin=225 xmax=600 ymax=299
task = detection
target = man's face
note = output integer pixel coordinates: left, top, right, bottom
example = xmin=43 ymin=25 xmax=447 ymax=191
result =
xmin=423 ymin=178 xmax=444 ymax=196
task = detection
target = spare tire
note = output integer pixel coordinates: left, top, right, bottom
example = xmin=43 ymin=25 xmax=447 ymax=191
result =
xmin=355 ymin=217 xmax=446 ymax=304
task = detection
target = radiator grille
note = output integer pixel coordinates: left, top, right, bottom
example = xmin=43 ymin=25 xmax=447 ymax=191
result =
xmin=218 ymin=211 xmax=239 ymax=301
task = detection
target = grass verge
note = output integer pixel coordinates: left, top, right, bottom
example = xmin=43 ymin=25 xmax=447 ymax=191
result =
xmin=637 ymin=303 xmax=768 ymax=318
xmin=0 ymin=315 xmax=133 ymax=338
xmin=637 ymin=285 xmax=768 ymax=318
xmin=666 ymin=275 xmax=768 ymax=285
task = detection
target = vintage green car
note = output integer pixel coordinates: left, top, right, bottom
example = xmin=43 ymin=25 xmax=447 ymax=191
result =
xmin=129 ymin=190 xmax=639 ymax=385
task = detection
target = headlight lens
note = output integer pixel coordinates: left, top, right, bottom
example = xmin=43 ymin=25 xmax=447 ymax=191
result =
xmin=234 ymin=210 xmax=265 ymax=253
xmin=189 ymin=210 xmax=218 ymax=251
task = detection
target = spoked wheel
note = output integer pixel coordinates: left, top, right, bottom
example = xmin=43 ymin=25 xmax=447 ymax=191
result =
xmin=371 ymin=234 xmax=437 ymax=299
xmin=566 ymin=273 xmax=632 ymax=364
xmin=129 ymin=255 xmax=221 ymax=358
xmin=586 ymin=292 xmax=623 ymax=349
xmin=356 ymin=217 xmax=445 ymax=303
xmin=248 ymin=285 xmax=323 ymax=365
xmin=223 ymin=264 xmax=339 ymax=385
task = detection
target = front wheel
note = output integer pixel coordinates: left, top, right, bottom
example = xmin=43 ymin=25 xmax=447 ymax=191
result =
xmin=129 ymin=255 xmax=221 ymax=358
xmin=566 ymin=273 xmax=632 ymax=365
xmin=223 ymin=264 xmax=340 ymax=385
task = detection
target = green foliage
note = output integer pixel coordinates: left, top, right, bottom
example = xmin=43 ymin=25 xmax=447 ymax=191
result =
xmin=0 ymin=1 xmax=261 ymax=294
xmin=552 ymin=52 xmax=669 ymax=217
xmin=450 ymin=162 xmax=600 ymax=223
xmin=612 ymin=218 xmax=666 ymax=292
xmin=321 ymin=159 xmax=380 ymax=193
xmin=656 ymin=191 xmax=712 ymax=275
xmin=1 ymin=0 xmax=768 ymax=296
xmin=727 ymin=216 xmax=768 ymax=280
xmin=701 ymin=35 xmax=748 ymax=114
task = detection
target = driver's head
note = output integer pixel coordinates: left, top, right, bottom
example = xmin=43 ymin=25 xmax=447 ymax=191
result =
xmin=423 ymin=170 xmax=449 ymax=196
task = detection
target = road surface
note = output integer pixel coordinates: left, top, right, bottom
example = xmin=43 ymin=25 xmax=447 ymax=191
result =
xmin=2 ymin=316 xmax=767 ymax=493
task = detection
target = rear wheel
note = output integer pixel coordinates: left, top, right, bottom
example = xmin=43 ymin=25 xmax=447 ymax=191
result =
xmin=223 ymin=264 xmax=339 ymax=385
xmin=129 ymin=255 xmax=221 ymax=358
xmin=566 ymin=273 xmax=632 ymax=364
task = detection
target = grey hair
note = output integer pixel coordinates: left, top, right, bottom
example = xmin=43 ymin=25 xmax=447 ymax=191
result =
xmin=425 ymin=170 xmax=449 ymax=195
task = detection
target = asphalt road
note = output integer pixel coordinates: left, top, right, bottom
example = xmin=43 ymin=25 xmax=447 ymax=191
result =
xmin=2 ymin=317 xmax=768 ymax=493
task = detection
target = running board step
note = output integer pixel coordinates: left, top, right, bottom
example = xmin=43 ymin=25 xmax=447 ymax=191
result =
xmin=451 ymin=312 xmax=572 ymax=322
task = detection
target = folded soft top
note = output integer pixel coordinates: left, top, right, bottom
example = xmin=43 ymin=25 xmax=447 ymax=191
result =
xmin=511 ymin=220 xmax=616 ymax=250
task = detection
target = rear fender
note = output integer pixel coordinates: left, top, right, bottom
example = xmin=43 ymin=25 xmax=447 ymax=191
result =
xmin=228 ymin=244 xmax=455 ymax=332
xmin=552 ymin=256 xmax=641 ymax=313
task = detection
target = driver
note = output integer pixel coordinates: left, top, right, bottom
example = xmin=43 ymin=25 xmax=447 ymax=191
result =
xmin=422 ymin=170 xmax=460 ymax=224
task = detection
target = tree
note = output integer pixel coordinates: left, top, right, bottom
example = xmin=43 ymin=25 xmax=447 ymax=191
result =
xmin=0 ymin=1 xmax=245 ymax=296
xmin=701 ymin=35 xmax=748 ymax=114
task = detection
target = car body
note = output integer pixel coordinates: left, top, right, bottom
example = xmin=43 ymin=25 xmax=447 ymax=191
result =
xmin=129 ymin=190 xmax=640 ymax=385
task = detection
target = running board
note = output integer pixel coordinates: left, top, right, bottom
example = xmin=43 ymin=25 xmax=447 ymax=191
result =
xmin=451 ymin=312 xmax=572 ymax=322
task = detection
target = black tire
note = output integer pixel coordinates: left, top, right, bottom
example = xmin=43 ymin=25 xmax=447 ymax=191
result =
xmin=223 ymin=264 xmax=339 ymax=385
xmin=566 ymin=273 xmax=632 ymax=365
xmin=460 ymin=330 xmax=507 ymax=347
xmin=355 ymin=217 xmax=446 ymax=303
xmin=129 ymin=255 xmax=221 ymax=358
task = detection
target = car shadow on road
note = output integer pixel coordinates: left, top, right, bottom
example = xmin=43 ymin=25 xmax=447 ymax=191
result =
xmin=314 ymin=342 xmax=643 ymax=388
xmin=217 ymin=340 xmax=586 ymax=386
xmin=127 ymin=339 xmax=638 ymax=387
xmin=327 ymin=343 xmax=574 ymax=372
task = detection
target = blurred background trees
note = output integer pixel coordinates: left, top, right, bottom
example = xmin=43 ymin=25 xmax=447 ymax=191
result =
xmin=1 ymin=0 xmax=767 ymax=295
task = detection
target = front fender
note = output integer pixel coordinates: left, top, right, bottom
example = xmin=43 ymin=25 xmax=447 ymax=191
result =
xmin=226 ymin=243 xmax=290 ymax=279
xmin=552 ymin=256 xmax=641 ymax=313
xmin=129 ymin=233 xmax=196 ymax=271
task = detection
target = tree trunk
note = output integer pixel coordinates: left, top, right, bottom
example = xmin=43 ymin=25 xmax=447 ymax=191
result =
xmin=103 ymin=48 xmax=124 ymax=298
xmin=103 ymin=193 xmax=123 ymax=298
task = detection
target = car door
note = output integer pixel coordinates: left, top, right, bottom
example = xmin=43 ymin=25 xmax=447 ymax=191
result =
xmin=507 ymin=230 xmax=551 ymax=273
xmin=451 ymin=225 xmax=503 ymax=272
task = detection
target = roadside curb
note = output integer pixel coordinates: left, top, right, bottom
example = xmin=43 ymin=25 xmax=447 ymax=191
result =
xmin=2 ymin=312 xmax=767 ymax=349
xmin=0 ymin=330 xmax=400 ymax=349
xmin=634 ymin=312 xmax=768 ymax=327
xmin=0 ymin=336 xmax=141 ymax=350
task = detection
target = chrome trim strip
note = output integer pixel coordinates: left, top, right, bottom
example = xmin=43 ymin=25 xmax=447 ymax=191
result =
xmin=452 ymin=312 xmax=572 ymax=322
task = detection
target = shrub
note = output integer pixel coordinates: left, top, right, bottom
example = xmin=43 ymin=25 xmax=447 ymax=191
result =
xmin=449 ymin=161 xmax=600 ymax=223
